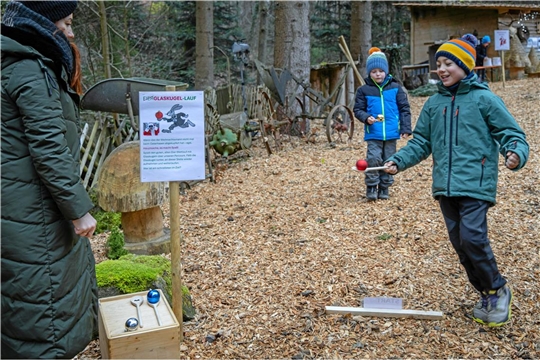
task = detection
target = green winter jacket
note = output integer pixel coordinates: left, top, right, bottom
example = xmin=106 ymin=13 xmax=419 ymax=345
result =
xmin=387 ymin=74 xmax=529 ymax=205
xmin=1 ymin=17 xmax=98 ymax=360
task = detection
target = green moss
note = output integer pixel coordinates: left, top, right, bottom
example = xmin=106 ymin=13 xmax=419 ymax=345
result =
xmin=96 ymin=254 xmax=196 ymax=320
xmin=96 ymin=254 xmax=170 ymax=294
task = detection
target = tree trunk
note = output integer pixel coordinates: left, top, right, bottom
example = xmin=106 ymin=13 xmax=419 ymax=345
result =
xmin=98 ymin=0 xmax=111 ymax=79
xmin=274 ymin=0 xmax=310 ymax=129
xmin=123 ymin=0 xmax=132 ymax=77
xmin=122 ymin=207 xmax=164 ymax=243
xmin=351 ymin=1 xmax=372 ymax=80
xmin=257 ymin=1 xmax=269 ymax=84
xmin=195 ymin=1 xmax=214 ymax=90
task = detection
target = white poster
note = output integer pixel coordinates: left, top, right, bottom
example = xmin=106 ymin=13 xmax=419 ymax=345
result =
xmin=139 ymin=91 xmax=205 ymax=182
xmin=494 ymin=30 xmax=510 ymax=51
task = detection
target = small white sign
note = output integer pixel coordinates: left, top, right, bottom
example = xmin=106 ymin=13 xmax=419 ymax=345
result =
xmin=494 ymin=30 xmax=510 ymax=51
xmin=139 ymin=91 xmax=205 ymax=182
xmin=363 ymin=297 xmax=403 ymax=310
xmin=526 ymin=37 xmax=539 ymax=49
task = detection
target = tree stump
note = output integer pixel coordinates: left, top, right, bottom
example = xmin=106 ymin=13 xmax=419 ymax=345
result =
xmin=97 ymin=141 xmax=170 ymax=255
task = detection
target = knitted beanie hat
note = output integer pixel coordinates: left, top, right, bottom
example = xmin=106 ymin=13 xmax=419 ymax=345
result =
xmin=435 ymin=39 xmax=476 ymax=74
xmin=461 ymin=33 xmax=478 ymax=46
xmin=482 ymin=35 xmax=491 ymax=44
xmin=19 ymin=0 xmax=77 ymax=23
xmin=366 ymin=47 xmax=389 ymax=74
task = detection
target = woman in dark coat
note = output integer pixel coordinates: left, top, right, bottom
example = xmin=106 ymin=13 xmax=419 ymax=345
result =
xmin=1 ymin=1 xmax=98 ymax=358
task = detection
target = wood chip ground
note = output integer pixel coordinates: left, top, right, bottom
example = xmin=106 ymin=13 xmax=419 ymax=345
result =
xmin=77 ymin=78 xmax=540 ymax=359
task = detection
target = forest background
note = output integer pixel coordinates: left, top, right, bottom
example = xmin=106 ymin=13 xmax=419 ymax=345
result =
xmin=68 ymin=1 xmax=410 ymax=95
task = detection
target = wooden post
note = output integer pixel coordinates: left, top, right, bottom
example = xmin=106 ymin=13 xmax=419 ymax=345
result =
xmin=165 ymin=84 xmax=183 ymax=342
xmin=501 ymin=51 xmax=506 ymax=88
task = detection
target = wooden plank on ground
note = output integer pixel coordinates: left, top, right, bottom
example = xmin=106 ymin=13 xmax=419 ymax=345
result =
xmin=325 ymin=306 xmax=443 ymax=320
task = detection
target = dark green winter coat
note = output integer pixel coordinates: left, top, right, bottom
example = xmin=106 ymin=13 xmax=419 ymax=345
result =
xmin=1 ymin=3 xmax=98 ymax=358
xmin=387 ymin=74 xmax=529 ymax=204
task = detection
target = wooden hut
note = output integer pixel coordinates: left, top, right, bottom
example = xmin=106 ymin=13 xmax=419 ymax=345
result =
xmin=395 ymin=1 xmax=540 ymax=81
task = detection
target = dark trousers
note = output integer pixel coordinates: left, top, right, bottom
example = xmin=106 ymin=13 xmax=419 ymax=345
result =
xmin=365 ymin=140 xmax=396 ymax=188
xmin=477 ymin=68 xmax=487 ymax=82
xmin=438 ymin=196 xmax=506 ymax=292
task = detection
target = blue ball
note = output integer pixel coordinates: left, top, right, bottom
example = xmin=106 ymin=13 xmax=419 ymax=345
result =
xmin=147 ymin=289 xmax=160 ymax=304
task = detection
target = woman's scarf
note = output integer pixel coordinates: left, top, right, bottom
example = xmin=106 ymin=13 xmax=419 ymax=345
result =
xmin=2 ymin=1 xmax=74 ymax=80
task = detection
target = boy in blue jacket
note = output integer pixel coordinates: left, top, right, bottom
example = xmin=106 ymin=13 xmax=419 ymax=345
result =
xmin=353 ymin=48 xmax=411 ymax=201
xmin=384 ymin=38 xmax=529 ymax=327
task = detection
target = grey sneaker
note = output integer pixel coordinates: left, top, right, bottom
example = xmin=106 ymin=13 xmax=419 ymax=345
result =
xmin=378 ymin=187 xmax=389 ymax=200
xmin=486 ymin=285 xmax=513 ymax=327
xmin=472 ymin=294 xmax=488 ymax=324
xmin=366 ymin=186 xmax=378 ymax=201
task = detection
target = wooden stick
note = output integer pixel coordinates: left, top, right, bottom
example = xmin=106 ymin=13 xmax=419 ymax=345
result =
xmin=325 ymin=306 xmax=444 ymax=320
xmin=338 ymin=43 xmax=364 ymax=87
xmin=351 ymin=166 xmax=389 ymax=172
xmin=338 ymin=36 xmax=365 ymax=86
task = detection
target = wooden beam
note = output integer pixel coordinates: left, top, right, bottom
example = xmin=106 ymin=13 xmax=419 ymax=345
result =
xmin=325 ymin=306 xmax=444 ymax=320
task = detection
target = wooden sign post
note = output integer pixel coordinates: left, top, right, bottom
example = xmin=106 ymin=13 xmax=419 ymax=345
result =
xmin=494 ymin=30 xmax=510 ymax=88
xmin=165 ymin=85 xmax=183 ymax=342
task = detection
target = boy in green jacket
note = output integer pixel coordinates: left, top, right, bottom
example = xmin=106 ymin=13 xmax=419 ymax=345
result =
xmin=384 ymin=38 xmax=529 ymax=327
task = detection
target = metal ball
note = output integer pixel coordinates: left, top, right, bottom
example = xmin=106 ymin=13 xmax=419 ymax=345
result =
xmin=147 ymin=289 xmax=160 ymax=304
xmin=125 ymin=317 xmax=139 ymax=331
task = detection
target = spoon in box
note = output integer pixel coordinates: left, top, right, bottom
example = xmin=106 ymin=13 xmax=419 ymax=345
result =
xmin=130 ymin=296 xmax=144 ymax=328
xmin=147 ymin=289 xmax=163 ymax=326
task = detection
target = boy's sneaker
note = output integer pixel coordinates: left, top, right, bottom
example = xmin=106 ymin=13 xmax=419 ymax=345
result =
xmin=366 ymin=186 xmax=378 ymax=201
xmin=378 ymin=187 xmax=389 ymax=200
xmin=472 ymin=294 xmax=489 ymax=324
xmin=486 ymin=285 xmax=513 ymax=327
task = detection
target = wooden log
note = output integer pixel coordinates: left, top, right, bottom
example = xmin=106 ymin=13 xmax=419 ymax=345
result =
xmin=121 ymin=206 xmax=164 ymax=243
xmin=325 ymin=306 xmax=444 ymax=320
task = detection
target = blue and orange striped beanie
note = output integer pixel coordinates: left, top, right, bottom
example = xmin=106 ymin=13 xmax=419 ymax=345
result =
xmin=435 ymin=39 xmax=476 ymax=74
xmin=366 ymin=47 xmax=389 ymax=74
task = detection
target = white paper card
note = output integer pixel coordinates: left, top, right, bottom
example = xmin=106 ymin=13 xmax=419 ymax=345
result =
xmin=363 ymin=297 xmax=403 ymax=310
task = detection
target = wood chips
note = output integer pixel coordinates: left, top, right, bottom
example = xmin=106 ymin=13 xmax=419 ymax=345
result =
xmin=78 ymin=78 xmax=539 ymax=359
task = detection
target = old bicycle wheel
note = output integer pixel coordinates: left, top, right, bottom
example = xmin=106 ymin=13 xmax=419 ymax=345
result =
xmin=325 ymin=104 xmax=355 ymax=144
xmin=256 ymin=89 xmax=286 ymax=154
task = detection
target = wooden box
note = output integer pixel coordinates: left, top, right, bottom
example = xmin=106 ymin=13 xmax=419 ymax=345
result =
xmin=98 ymin=289 xmax=180 ymax=359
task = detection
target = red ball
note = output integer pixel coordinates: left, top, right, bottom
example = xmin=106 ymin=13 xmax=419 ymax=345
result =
xmin=356 ymin=159 xmax=368 ymax=171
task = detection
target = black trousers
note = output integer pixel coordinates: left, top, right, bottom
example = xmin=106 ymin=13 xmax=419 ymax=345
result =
xmin=477 ymin=68 xmax=487 ymax=82
xmin=438 ymin=196 xmax=506 ymax=292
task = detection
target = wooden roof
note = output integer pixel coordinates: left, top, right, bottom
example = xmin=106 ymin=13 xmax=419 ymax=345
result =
xmin=393 ymin=1 xmax=540 ymax=10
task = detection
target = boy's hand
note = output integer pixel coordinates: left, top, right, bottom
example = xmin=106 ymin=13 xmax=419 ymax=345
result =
xmin=400 ymin=133 xmax=410 ymax=140
xmin=384 ymin=161 xmax=398 ymax=174
xmin=506 ymin=151 xmax=520 ymax=169
xmin=366 ymin=116 xmax=376 ymax=125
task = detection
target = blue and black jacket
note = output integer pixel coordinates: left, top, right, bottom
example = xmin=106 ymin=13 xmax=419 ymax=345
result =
xmin=353 ymin=75 xmax=411 ymax=141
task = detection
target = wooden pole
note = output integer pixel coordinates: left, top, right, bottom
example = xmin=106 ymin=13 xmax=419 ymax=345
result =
xmin=325 ymin=306 xmax=443 ymax=320
xmin=165 ymin=84 xmax=183 ymax=342
xmin=338 ymin=35 xmax=365 ymax=86
xmin=501 ymin=51 xmax=506 ymax=88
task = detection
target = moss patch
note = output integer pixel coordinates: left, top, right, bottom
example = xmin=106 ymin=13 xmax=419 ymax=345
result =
xmin=96 ymin=254 xmax=171 ymax=297
xmin=95 ymin=254 xmax=195 ymax=320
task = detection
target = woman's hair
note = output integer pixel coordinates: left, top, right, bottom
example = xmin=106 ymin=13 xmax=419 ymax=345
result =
xmin=70 ymin=42 xmax=83 ymax=95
